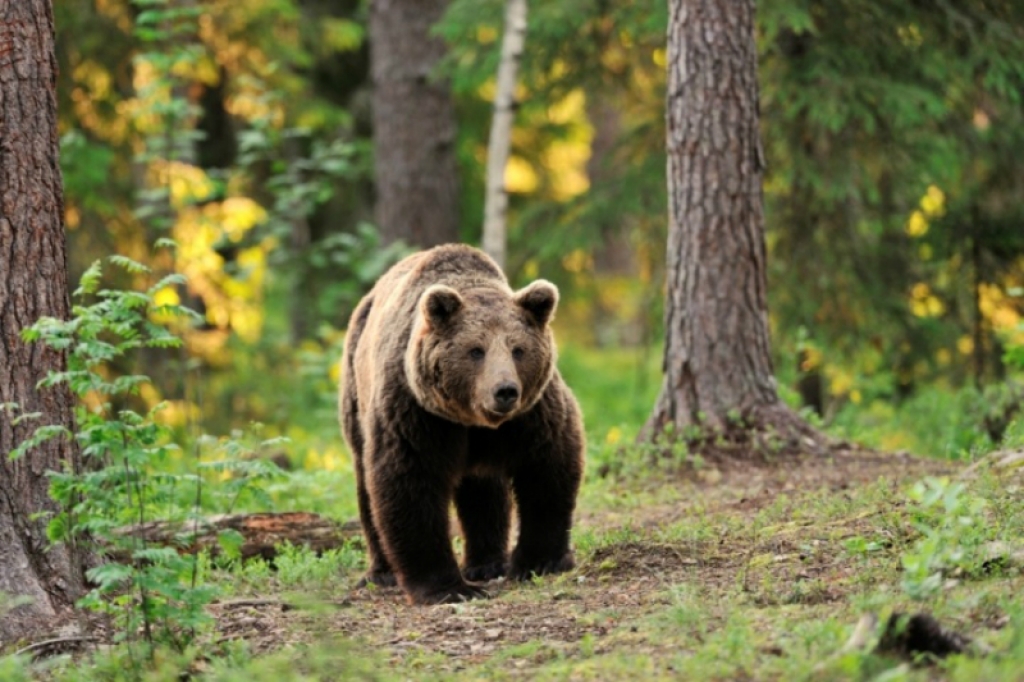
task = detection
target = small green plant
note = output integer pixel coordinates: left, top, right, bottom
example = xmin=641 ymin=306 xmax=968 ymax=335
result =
xmin=273 ymin=542 xmax=364 ymax=588
xmin=198 ymin=428 xmax=289 ymax=515
xmin=18 ymin=255 xmax=216 ymax=659
xmin=900 ymin=477 xmax=987 ymax=601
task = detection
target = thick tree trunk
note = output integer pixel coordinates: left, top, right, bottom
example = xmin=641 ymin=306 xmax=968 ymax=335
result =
xmin=645 ymin=0 xmax=814 ymax=447
xmin=0 ymin=0 xmax=88 ymax=642
xmin=370 ymin=0 xmax=460 ymax=248
xmin=481 ymin=0 xmax=528 ymax=271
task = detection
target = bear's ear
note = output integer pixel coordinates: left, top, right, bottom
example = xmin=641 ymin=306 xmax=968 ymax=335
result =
xmin=514 ymin=280 xmax=559 ymax=326
xmin=421 ymin=285 xmax=464 ymax=327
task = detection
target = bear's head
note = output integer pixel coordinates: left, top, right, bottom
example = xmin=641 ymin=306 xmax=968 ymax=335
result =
xmin=405 ymin=281 xmax=560 ymax=428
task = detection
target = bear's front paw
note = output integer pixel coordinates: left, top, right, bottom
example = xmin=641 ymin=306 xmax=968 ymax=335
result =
xmin=356 ymin=570 xmax=398 ymax=589
xmin=463 ymin=557 xmax=507 ymax=582
xmin=410 ymin=580 xmax=491 ymax=605
xmin=508 ymin=552 xmax=575 ymax=581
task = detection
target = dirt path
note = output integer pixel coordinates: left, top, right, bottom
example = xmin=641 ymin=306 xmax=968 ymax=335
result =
xmin=208 ymin=447 xmax=957 ymax=675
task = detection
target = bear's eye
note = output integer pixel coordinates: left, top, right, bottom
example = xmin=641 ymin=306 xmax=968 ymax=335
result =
xmin=512 ymin=347 xmax=525 ymax=361
xmin=469 ymin=347 xmax=486 ymax=361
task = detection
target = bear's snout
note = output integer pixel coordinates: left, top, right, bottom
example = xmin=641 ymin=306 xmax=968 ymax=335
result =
xmin=492 ymin=381 xmax=521 ymax=413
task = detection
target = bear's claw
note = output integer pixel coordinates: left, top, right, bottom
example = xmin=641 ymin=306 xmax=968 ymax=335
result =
xmin=412 ymin=580 xmax=491 ymax=605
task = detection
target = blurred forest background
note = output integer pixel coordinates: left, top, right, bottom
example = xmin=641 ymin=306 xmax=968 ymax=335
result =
xmin=55 ymin=0 xmax=1024 ymax=477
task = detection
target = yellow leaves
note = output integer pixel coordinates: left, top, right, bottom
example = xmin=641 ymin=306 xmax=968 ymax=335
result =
xmin=299 ymin=440 xmax=349 ymax=472
xmin=910 ymin=282 xmax=945 ymax=318
xmin=896 ymin=24 xmax=923 ymax=48
xmin=545 ymin=140 xmax=591 ymax=199
xmin=477 ymin=79 xmax=497 ymax=102
xmin=159 ymin=183 xmax=272 ymax=350
xmin=562 ymin=249 xmax=592 ymax=274
xmin=156 ymin=161 xmax=218 ymax=207
xmin=322 ymin=18 xmax=364 ymax=53
xmin=919 ymin=185 xmax=945 ymax=218
xmin=66 ymin=205 xmax=81 ymax=230
xmin=226 ymin=90 xmax=283 ymax=125
xmin=799 ymin=346 xmax=823 ymax=371
xmin=476 ymin=25 xmax=498 ymax=45
xmin=826 ymin=366 xmax=855 ymax=397
xmin=505 ymin=156 xmax=539 ymax=193
xmin=544 ymin=89 xmax=592 ymax=200
xmin=547 ymin=89 xmax=585 ymax=125
xmin=905 ymin=185 xmax=945 ymax=238
xmin=978 ymin=283 xmax=1022 ymax=331
xmin=652 ymin=48 xmax=667 ymax=68
xmin=957 ymin=335 xmax=974 ymax=356
xmin=153 ymin=400 xmax=202 ymax=429
xmin=70 ymin=60 xmax=129 ymax=142
xmin=150 ymin=286 xmax=181 ymax=325
xmin=218 ymin=197 xmax=268 ymax=241
xmin=905 ymin=210 xmax=929 ymax=237
xmin=73 ymin=60 xmax=113 ymax=99
xmin=329 ymin=359 xmax=342 ymax=385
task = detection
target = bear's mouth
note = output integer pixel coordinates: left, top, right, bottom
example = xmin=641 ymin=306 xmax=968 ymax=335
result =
xmin=480 ymin=408 xmax=512 ymax=426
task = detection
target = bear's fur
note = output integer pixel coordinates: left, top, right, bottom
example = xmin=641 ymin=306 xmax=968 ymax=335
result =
xmin=340 ymin=244 xmax=585 ymax=605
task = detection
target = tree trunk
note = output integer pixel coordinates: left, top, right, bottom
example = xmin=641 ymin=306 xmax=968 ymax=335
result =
xmin=0 ymin=0 xmax=88 ymax=642
xmin=370 ymin=0 xmax=460 ymax=248
xmin=644 ymin=0 xmax=815 ymax=448
xmin=481 ymin=0 xmax=528 ymax=271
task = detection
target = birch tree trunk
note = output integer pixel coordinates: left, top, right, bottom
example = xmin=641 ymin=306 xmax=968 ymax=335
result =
xmin=644 ymin=0 xmax=817 ymax=450
xmin=0 ymin=0 xmax=88 ymax=642
xmin=370 ymin=0 xmax=460 ymax=248
xmin=481 ymin=0 xmax=528 ymax=271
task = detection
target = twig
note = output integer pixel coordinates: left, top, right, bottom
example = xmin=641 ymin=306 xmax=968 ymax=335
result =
xmin=13 ymin=635 xmax=100 ymax=660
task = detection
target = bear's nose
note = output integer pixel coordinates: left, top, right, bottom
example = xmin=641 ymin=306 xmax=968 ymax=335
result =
xmin=493 ymin=382 xmax=520 ymax=413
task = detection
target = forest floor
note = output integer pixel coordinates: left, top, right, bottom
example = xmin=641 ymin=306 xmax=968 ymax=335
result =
xmin=182 ymin=445 xmax=1024 ymax=681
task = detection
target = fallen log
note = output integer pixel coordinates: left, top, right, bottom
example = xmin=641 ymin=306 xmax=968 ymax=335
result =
xmin=110 ymin=512 xmax=361 ymax=562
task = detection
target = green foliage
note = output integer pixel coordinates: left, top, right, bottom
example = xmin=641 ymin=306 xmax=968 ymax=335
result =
xmin=900 ymin=477 xmax=988 ymax=601
xmin=0 ymin=655 xmax=30 ymax=682
xmin=1006 ymin=324 xmax=1024 ymax=371
xmin=197 ymin=429 xmax=289 ymax=514
xmin=31 ymin=2 xmax=1024 ymax=677
xmin=828 ymin=380 xmax=1024 ymax=459
xmin=271 ymin=542 xmax=363 ymax=588
xmin=18 ymin=256 xmax=217 ymax=656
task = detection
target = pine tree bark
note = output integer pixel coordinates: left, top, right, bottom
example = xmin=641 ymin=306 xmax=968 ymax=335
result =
xmin=370 ymin=0 xmax=460 ymax=248
xmin=645 ymin=0 xmax=815 ymax=447
xmin=0 ymin=0 xmax=88 ymax=642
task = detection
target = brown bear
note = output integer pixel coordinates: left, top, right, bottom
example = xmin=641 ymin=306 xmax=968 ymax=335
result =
xmin=339 ymin=244 xmax=585 ymax=605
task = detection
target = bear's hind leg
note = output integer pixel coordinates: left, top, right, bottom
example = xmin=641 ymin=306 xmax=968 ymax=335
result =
xmin=353 ymin=455 xmax=396 ymax=586
xmin=455 ymin=476 xmax=510 ymax=582
xmin=354 ymin=470 xmax=396 ymax=587
xmin=343 ymin=382 xmax=395 ymax=587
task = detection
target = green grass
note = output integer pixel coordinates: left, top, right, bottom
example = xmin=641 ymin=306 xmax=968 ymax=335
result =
xmin=6 ymin=345 xmax=1024 ymax=680
xmin=8 ymin=445 xmax=1024 ymax=681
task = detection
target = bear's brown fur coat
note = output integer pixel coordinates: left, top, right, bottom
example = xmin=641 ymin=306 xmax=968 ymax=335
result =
xmin=340 ymin=244 xmax=584 ymax=604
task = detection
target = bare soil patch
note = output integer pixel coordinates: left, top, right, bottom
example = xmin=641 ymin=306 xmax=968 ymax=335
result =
xmin=205 ymin=447 xmax=958 ymax=670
